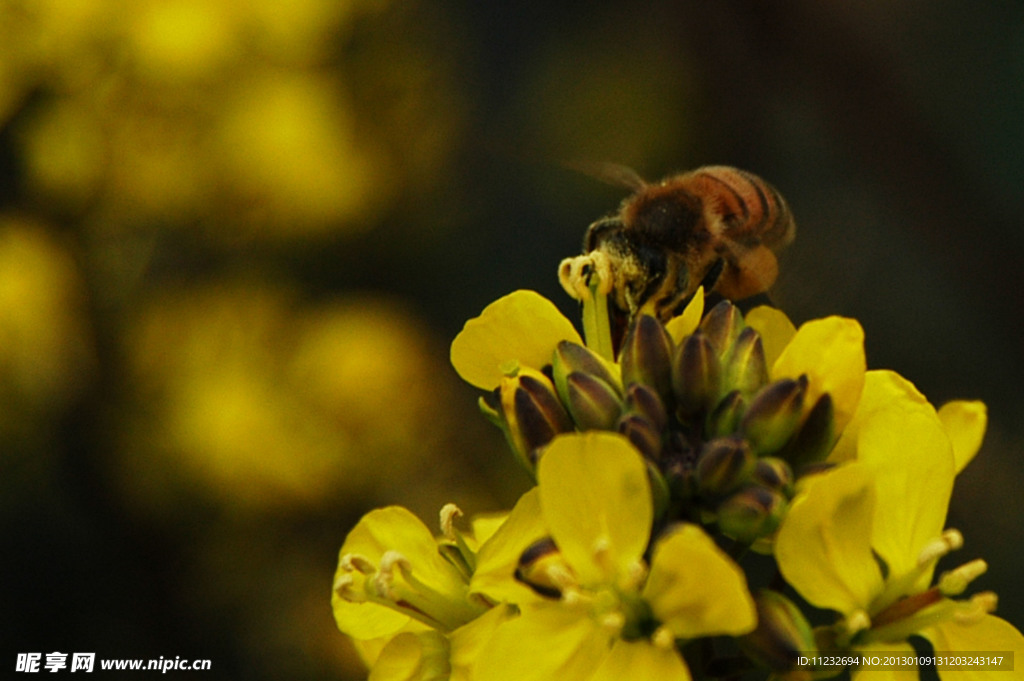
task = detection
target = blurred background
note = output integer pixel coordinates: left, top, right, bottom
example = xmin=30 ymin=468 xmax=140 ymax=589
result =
xmin=1 ymin=0 xmax=1022 ymax=678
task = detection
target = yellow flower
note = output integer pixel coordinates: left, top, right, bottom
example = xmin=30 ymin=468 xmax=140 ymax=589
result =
xmin=473 ymin=432 xmax=756 ymax=681
xmin=449 ymin=284 xmax=869 ymax=543
xmin=332 ymin=494 xmax=545 ymax=644
xmin=450 ymin=290 xmax=582 ymax=390
xmin=775 ymin=379 xmax=1024 ymax=679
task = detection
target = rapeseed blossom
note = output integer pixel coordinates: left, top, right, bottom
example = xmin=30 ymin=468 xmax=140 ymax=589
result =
xmin=333 ymin=260 xmax=1024 ymax=680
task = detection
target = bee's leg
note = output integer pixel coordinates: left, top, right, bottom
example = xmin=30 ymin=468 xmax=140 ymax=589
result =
xmin=698 ymin=258 xmax=725 ymax=292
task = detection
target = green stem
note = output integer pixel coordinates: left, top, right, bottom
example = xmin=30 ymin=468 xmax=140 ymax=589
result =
xmin=582 ymin=279 xmax=615 ymax=361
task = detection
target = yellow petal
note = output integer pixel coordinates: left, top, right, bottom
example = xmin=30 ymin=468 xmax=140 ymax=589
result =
xmin=465 ymin=512 xmax=509 ymax=552
xmin=538 ymin=432 xmax=652 ymax=586
xmin=471 ymin=488 xmax=547 ymax=604
xmin=775 ymin=464 xmax=884 ymax=616
xmin=590 ymin=639 xmax=692 ymax=681
xmin=830 ymin=370 xmax=930 ymax=464
xmin=854 ymin=396 xmax=954 ymax=582
xmin=744 ymin=305 xmax=796 ymax=369
xmin=369 ymin=631 xmax=450 ymax=681
xmin=333 ymin=507 xmax=467 ymax=639
xmin=473 ymin=602 xmax=609 ymax=681
xmin=665 ymin=287 xmax=704 ymax=344
xmin=850 ymin=641 xmax=918 ymax=681
xmin=923 ymin=615 xmax=1024 ymax=681
xmin=643 ymin=524 xmax=756 ymax=638
xmin=352 ymin=621 xmax=432 ymax=669
xmin=937 ymin=400 xmax=987 ymax=474
xmin=449 ymin=604 xmax=516 ymax=681
xmin=771 ymin=316 xmax=865 ymax=434
xmin=450 ymin=290 xmax=582 ymax=389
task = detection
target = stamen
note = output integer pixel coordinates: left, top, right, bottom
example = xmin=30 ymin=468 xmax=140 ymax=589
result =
xmin=591 ymin=536 xmax=614 ymax=575
xmin=599 ymin=612 xmax=626 ymax=634
xmin=619 ymin=560 xmax=648 ymax=592
xmin=439 ymin=504 xmax=463 ymax=540
xmin=546 ymin=563 xmax=578 ymax=592
xmin=938 ymin=559 xmax=988 ymax=596
xmin=967 ymin=592 xmax=998 ymax=616
xmin=846 ymin=610 xmax=871 ymax=636
xmin=562 ymin=585 xmax=586 ymax=606
xmin=652 ymin=626 xmax=676 ymax=650
xmin=375 ymin=551 xmax=411 ymax=598
xmin=917 ymin=529 xmax=963 ymax=567
xmin=333 ymin=573 xmax=362 ymax=601
xmin=339 ymin=553 xmax=376 ymax=575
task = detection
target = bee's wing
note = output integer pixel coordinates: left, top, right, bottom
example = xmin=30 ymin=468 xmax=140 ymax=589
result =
xmin=563 ymin=160 xmax=648 ymax=191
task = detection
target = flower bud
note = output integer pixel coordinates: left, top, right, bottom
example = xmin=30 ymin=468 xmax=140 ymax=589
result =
xmin=716 ymin=484 xmax=788 ymax=543
xmin=563 ymin=371 xmax=623 ymax=431
xmin=751 ymin=457 xmax=794 ymax=497
xmin=699 ymin=300 xmax=744 ymax=357
xmin=740 ymin=589 xmax=817 ymax=674
xmin=695 ymin=436 xmax=755 ymax=499
xmin=515 ymin=537 xmax=571 ymax=599
xmin=706 ymin=389 xmax=746 ymax=438
xmin=618 ymin=413 xmax=663 ymax=461
xmin=722 ymin=326 xmax=768 ymax=398
xmin=620 ymin=314 xmax=673 ymax=401
xmin=740 ymin=377 xmax=807 ymax=456
xmin=500 ymin=368 xmax=573 ymax=468
xmin=776 ymin=393 xmax=836 ymax=470
xmin=672 ymin=331 xmax=721 ymax=419
xmin=624 ymin=383 xmax=668 ymax=431
xmin=552 ymin=340 xmax=621 ymax=402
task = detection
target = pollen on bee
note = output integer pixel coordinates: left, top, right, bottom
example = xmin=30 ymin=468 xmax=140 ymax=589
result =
xmin=559 ymin=252 xmax=615 ymax=302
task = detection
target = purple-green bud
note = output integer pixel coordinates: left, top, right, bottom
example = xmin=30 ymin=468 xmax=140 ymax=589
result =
xmin=552 ymin=340 xmax=621 ymax=403
xmin=699 ymin=300 xmax=744 ymax=357
xmin=751 ymin=457 xmax=795 ymax=497
xmin=646 ymin=460 xmax=671 ymax=523
xmin=740 ymin=589 xmax=817 ymax=675
xmin=716 ymin=484 xmax=788 ymax=543
xmin=624 ymin=383 xmax=668 ymax=431
xmin=515 ymin=537 xmax=566 ymax=599
xmin=695 ymin=436 xmax=756 ymax=499
xmin=563 ymin=371 xmax=623 ymax=431
xmin=776 ymin=392 xmax=836 ymax=471
xmin=617 ymin=413 xmax=663 ymax=461
xmin=722 ymin=326 xmax=768 ymax=398
xmin=740 ymin=377 xmax=807 ymax=456
xmin=499 ymin=368 xmax=573 ymax=469
xmin=706 ymin=390 xmax=746 ymax=438
xmin=620 ymin=315 xmax=674 ymax=401
xmin=672 ymin=331 xmax=722 ymax=419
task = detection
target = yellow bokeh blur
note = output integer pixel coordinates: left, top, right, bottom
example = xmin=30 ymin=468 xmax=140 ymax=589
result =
xmin=118 ymin=281 xmax=462 ymax=512
xmin=5 ymin=0 xmax=408 ymax=239
xmin=0 ymin=217 xmax=94 ymax=438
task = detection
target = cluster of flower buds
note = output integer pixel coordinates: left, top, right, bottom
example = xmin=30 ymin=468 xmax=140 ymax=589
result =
xmin=485 ymin=300 xmax=836 ymax=544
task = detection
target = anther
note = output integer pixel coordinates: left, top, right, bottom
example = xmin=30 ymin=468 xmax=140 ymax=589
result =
xmin=938 ymin=559 xmax=988 ymax=596
xmin=846 ymin=610 xmax=871 ymax=636
xmin=599 ymin=612 xmax=626 ymax=634
xmin=652 ymin=626 xmax=676 ymax=650
xmin=440 ymin=503 xmax=463 ymax=540
xmin=917 ymin=529 xmax=964 ymax=567
xmin=339 ymin=553 xmax=376 ymax=575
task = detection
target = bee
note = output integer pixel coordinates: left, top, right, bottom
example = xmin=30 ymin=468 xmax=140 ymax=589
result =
xmin=560 ymin=164 xmax=795 ymax=327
